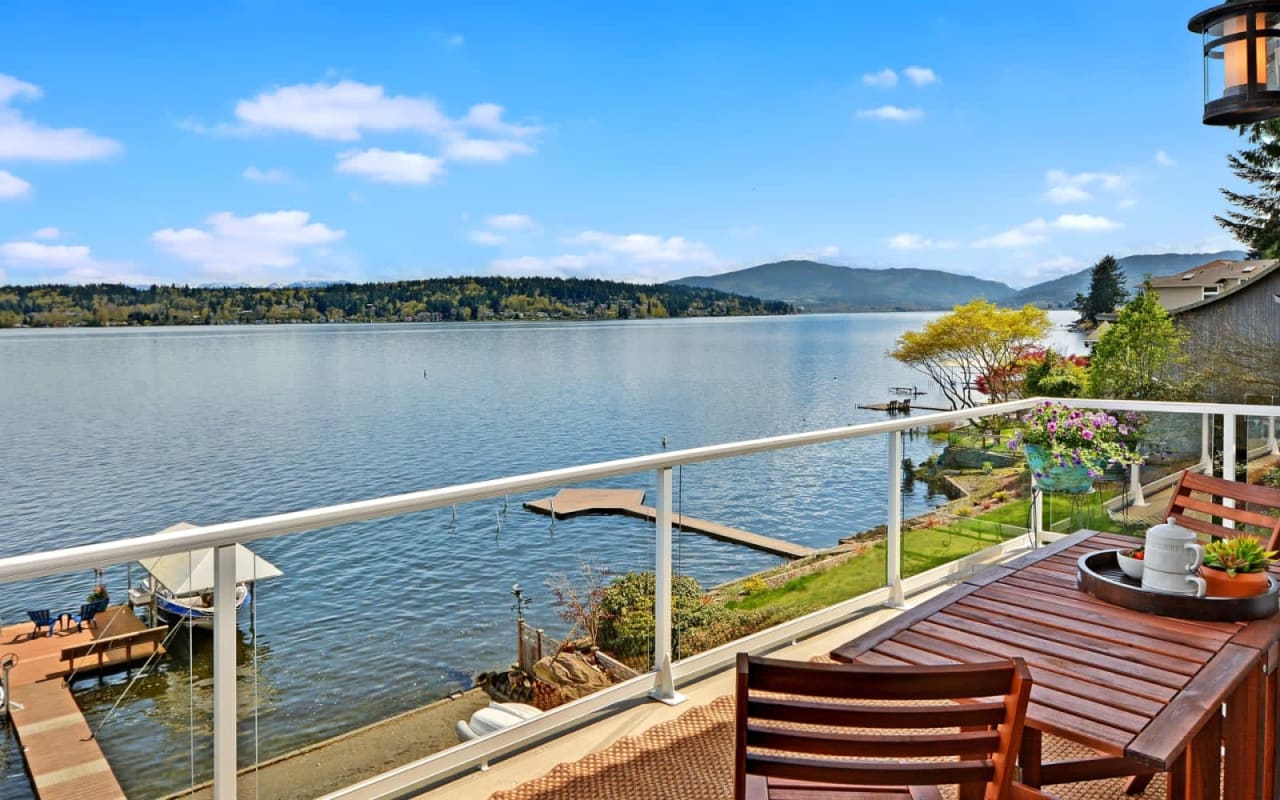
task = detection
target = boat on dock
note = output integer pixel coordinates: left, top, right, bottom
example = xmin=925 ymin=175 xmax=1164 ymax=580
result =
xmin=127 ymin=522 xmax=282 ymax=630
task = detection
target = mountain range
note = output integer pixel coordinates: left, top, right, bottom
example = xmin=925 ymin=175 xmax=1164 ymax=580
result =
xmin=669 ymin=251 xmax=1247 ymax=312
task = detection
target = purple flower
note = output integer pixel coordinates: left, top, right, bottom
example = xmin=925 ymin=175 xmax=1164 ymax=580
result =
xmin=1082 ymin=429 xmax=1094 ymax=440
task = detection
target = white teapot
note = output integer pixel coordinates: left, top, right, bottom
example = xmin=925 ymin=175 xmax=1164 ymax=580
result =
xmin=1142 ymin=517 xmax=1206 ymax=596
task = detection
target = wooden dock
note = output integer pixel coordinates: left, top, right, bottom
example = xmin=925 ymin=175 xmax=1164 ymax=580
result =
xmin=2 ymin=605 xmax=165 ymax=800
xmin=523 ymin=488 xmax=816 ymax=559
xmin=857 ymin=401 xmax=952 ymax=412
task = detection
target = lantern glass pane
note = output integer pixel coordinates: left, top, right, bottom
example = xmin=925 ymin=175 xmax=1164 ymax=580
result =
xmin=1207 ymin=38 xmax=1229 ymax=101
xmin=1265 ymin=12 xmax=1280 ymax=30
xmin=1265 ymin=36 xmax=1280 ymax=89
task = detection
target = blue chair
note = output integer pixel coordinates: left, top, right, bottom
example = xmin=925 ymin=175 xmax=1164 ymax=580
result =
xmin=26 ymin=609 xmax=56 ymax=638
xmin=72 ymin=603 xmax=100 ymax=632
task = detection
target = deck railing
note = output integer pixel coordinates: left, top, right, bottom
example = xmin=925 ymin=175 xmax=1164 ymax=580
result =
xmin=0 ymin=396 xmax=1277 ymax=800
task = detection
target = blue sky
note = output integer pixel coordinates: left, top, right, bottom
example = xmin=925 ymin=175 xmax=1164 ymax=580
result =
xmin=0 ymin=1 xmax=1253 ymax=288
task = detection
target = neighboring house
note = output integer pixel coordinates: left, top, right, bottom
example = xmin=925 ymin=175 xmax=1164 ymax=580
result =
xmin=1148 ymin=258 xmax=1279 ymax=312
xmin=1171 ymin=259 xmax=1280 ymax=401
xmin=1083 ymin=320 xmax=1110 ymax=350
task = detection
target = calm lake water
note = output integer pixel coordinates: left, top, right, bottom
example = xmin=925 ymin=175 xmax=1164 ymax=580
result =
xmin=0 ymin=312 xmax=1082 ymax=798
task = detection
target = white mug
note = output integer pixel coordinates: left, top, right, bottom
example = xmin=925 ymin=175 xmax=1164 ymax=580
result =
xmin=1142 ymin=566 xmax=1207 ymax=597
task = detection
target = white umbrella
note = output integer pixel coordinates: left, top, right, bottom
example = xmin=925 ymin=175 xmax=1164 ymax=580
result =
xmin=137 ymin=522 xmax=283 ymax=595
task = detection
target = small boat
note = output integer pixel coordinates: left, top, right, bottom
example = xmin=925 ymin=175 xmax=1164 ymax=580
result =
xmin=128 ymin=522 xmax=283 ymax=630
xmin=455 ymin=702 xmax=542 ymax=741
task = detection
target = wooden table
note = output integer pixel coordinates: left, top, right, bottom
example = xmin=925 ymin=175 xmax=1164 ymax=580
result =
xmin=830 ymin=531 xmax=1280 ymax=800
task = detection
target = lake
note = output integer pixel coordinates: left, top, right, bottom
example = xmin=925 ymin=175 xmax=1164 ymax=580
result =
xmin=0 ymin=312 xmax=1083 ymax=798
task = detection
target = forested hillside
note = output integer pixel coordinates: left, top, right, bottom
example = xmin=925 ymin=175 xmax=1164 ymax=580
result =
xmin=0 ymin=277 xmax=792 ymax=328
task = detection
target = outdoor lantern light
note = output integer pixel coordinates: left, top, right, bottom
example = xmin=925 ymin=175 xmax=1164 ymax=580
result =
xmin=1190 ymin=0 xmax=1280 ymax=124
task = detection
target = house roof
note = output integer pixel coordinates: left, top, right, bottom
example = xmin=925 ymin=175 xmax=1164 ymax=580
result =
xmin=1148 ymin=258 xmax=1279 ymax=289
xmin=1169 ymin=258 xmax=1280 ymax=316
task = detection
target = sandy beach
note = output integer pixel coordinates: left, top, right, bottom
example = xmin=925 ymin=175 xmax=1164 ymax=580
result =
xmin=158 ymin=688 xmax=491 ymax=800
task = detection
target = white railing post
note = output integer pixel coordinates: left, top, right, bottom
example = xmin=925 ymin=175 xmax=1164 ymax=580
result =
xmin=1223 ymin=413 xmax=1237 ymax=528
xmin=1269 ymin=415 xmax=1279 ymax=456
xmin=213 ymin=543 xmax=238 ymax=800
xmin=886 ymin=431 xmax=905 ymax=608
xmin=649 ymin=467 xmax=685 ymax=705
xmin=1128 ymin=463 xmax=1147 ymax=507
xmin=1201 ymin=413 xmax=1213 ymax=471
xmin=1030 ymin=477 xmax=1044 ymax=547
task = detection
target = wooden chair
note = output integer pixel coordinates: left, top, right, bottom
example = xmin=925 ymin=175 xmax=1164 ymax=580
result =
xmin=735 ymin=654 xmax=1053 ymax=800
xmin=1165 ymin=469 xmax=1280 ymax=551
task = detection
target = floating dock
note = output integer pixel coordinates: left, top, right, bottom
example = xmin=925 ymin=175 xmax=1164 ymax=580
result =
xmin=524 ymin=488 xmax=816 ymax=559
xmin=2 ymin=605 xmax=166 ymax=800
xmin=857 ymin=401 xmax=952 ymax=412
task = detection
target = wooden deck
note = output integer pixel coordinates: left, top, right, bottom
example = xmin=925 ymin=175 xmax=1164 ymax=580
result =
xmin=523 ymin=488 xmax=816 ymax=559
xmin=2 ymin=605 xmax=164 ymax=800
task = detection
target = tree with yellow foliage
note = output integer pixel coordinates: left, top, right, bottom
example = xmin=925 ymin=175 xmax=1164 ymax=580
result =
xmin=889 ymin=300 xmax=1052 ymax=409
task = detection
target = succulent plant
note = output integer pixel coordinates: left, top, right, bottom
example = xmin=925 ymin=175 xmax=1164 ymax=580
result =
xmin=1203 ymin=536 xmax=1278 ymax=577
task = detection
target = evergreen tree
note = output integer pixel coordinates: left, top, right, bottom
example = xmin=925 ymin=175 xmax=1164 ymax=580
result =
xmin=1071 ymin=254 xmax=1128 ymax=328
xmin=1218 ymin=119 xmax=1280 ymax=257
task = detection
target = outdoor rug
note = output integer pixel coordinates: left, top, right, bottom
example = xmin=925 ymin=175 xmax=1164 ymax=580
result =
xmin=488 ymin=695 xmax=1168 ymax=800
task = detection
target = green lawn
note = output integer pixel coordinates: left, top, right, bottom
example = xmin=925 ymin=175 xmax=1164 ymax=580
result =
xmin=727 ymin=523 xmax=1022 ymax=615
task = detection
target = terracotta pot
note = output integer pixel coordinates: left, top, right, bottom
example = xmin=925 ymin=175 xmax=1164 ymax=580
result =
xmin=1199 ymin=566 xmax=1270 ymax=598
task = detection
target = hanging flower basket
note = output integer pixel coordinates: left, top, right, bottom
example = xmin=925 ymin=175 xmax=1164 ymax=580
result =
xmin=1024 ymin=444 xmax=1095 ymax=494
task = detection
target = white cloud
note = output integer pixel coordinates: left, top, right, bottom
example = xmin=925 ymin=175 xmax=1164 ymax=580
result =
xmin=888 ymin=233 xmax=958 ymax=250
xmin=565 ymin=230 xmax=716 ymax=263
xmin=817 ymin=245 xmax=839 ymax=258
xmin=0 ymin=239 xmax=155 ymax=284
xmin=335 ymin=148 xmax=444 ymax=184
xmin=436 ymin=33 xmax=465 ymax=47
xmin=0 ymin=75 xmax=40 ymax=104
xmin=973 ymin=226 xmax=1049 ymax=249
xmin=234 ymin=80 xmax=453 ymax=141
xmin=972 ymin=213 xmax=1122 ymax=248
xmin=1053 ymin=213 xmax=1122 ymax=231
xmin=32 ymin=226 xmax=59 ymax=240
xmin=461 ymin=103 xmax=541 ymax=139
xmin=1043 ymin=169 xmax=1127 ymax=204
xmin=1155 ymin=150 xmax=1176 ymax=167
xmin=856 ymin=105 xmax=923 ymax=122
xmin=226 ymin=81 xmax=540 ymax=148
xmin=0 ymin=169 xmax=31 ymax=198
xmin=1 ymin=241 xmax=93 ymax=267
xmin=862 ymin=69 xmax=898 ymax=88
xmin=442 ymin=137 xmax=534 ymax=162
xmin=486 ymin=213 xmax=536 ymax=230
xmin=152 ymin=210 xmax=345 ymax=279
xmin=243 ymin=166 xmax=291 ymax=184
xmin=0 ymin=73 xmax=122 ymax=161
xmin=468 ymin=230 xmax=506 ymax=246
xmin=903 ymin=66 xmax=939 ymax=86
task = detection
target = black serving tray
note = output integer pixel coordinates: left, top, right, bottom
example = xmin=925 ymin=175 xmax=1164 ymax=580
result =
xmin=1077 ymin=550 xmax=1280 ymax=622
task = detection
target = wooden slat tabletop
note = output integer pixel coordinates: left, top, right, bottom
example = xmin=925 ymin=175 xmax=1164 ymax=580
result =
xmin=830 ymin=530 xmax=1280 ymax=772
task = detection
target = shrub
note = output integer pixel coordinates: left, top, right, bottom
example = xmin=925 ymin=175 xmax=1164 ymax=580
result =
xmin=991 ymin=490 xmax=1011 ymax=503
xmin=740 ymin=576 xmax=768 ymax=596
xmin=595 ymin=572 xmax=730 ymax=662
xmin=954 ymin=505 xmax=973 ymax=518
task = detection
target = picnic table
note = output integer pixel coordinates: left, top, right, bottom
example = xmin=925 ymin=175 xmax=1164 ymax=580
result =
xmin=830 ymin=530 xmax=1280 ymax=800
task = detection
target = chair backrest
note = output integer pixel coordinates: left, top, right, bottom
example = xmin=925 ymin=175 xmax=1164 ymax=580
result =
xmin=1165 ymin=470 xmax=1280 ymax=551
xmin=26 ymin=609 xmax=52 ymax=625
xmin=735 ymin=654 xmax=1032 ymax=800
xmin=78 ymin=603 xmax=98 ymax=620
